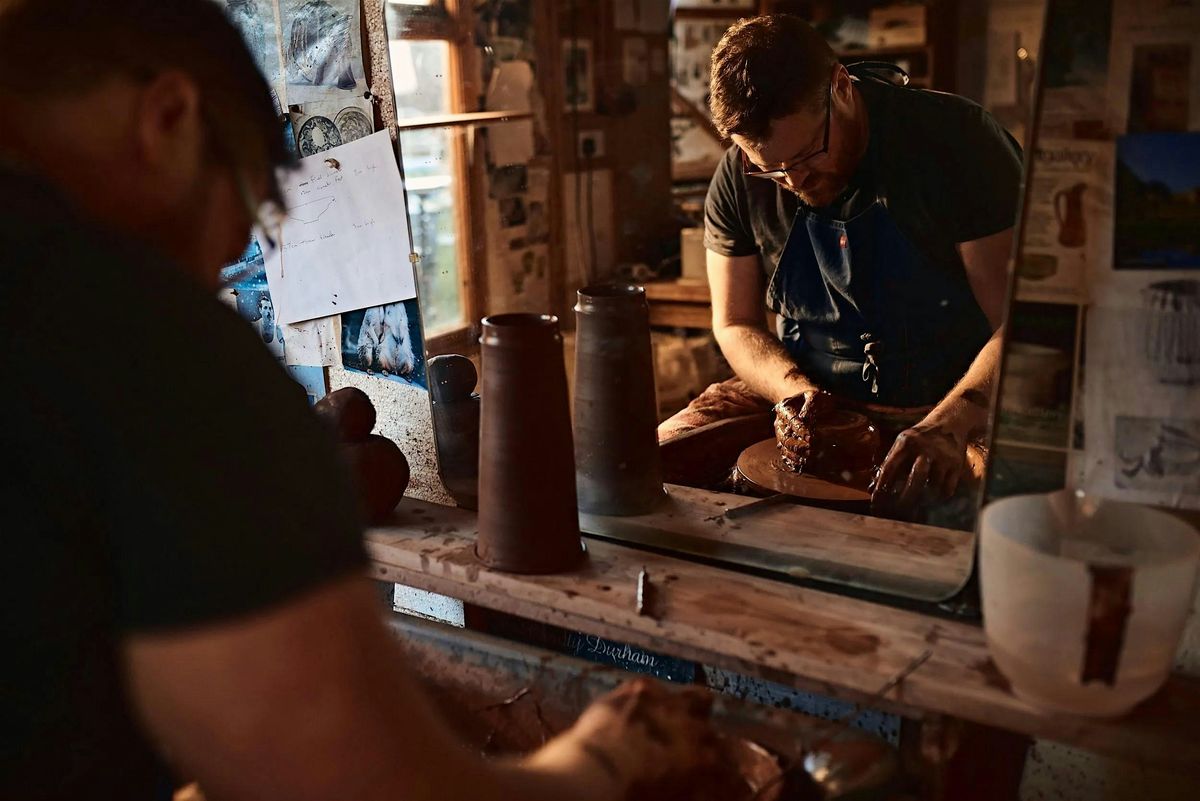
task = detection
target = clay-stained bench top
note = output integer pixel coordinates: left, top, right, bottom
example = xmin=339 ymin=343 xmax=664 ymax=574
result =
xmin=366 ymin=498 xmax=1200 ymax=775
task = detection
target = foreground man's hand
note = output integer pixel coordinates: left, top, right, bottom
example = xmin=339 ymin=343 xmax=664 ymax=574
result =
xmin=524 ymin=678 xmax=723 ymax=801
xmin=872 ymin=413 xmax=970 ymax=514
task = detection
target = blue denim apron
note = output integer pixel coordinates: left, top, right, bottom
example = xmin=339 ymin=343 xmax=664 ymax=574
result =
xmin=767 ymin=194 xmax=992 ymax=408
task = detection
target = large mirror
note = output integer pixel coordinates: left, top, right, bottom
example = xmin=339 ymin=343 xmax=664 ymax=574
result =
xmin=382 ymin=0 xmax=1047 ymax=604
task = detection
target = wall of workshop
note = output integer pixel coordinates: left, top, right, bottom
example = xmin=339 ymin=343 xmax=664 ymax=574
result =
xmin=463 ymin=1 xmax=674 ymax=323
xmin=475 ymin=0 xmax=556 ymax=318
xmin=555 ymin=1 xmax=674 ymax=312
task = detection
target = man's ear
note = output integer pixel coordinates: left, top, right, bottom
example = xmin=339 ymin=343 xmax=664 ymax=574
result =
xmin=133 ymin=70 xmax=204 ymax=191
xmin=832 ymin=62 xmax=853 ymax=102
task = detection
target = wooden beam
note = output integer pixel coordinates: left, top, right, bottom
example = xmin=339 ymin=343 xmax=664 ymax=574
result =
xmin=670 ymin=85 xmax=725 ymax=147
xmin=395 ymin=110 xmax=534 ymax=131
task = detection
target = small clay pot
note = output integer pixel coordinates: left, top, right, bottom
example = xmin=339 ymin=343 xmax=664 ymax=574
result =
xmin=343 ymin=434 xmax=410 ymax=524
xmin=574 ymin=285 xmax=664 ymax=515
xmin=477 ymin=314 xmax=584 ymax=573
xmin=314 ymin=387 xmax=376 ymax=442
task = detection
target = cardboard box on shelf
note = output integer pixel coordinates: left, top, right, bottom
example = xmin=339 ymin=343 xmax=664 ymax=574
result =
xmin=680 ymin=227 xmax=707 ymax=283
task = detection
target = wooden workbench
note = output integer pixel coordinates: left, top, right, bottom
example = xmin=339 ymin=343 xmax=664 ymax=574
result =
xmin=581 ymin=484 xmax=974 ymax=601
xmin=368 ymin=497 xmax=1200 ymax=776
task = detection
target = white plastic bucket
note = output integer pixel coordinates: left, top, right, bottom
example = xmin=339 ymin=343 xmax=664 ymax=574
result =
xmin=980 ymin=491 xmax=1199 ymax=716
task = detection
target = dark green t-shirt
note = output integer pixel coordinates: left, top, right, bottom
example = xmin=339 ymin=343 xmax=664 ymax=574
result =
xmin=0 ymin=166 xmax=368 ymax=800
xmin=704 ymin=77 xmax=1024 ymax=281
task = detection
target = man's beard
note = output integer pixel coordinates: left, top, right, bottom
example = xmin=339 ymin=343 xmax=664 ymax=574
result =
xmin=787 ymin=172 xmax=850 ymax=208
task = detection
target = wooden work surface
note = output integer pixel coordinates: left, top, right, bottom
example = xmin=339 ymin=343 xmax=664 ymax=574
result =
xmin=367 ymin=498 xmax=1200 ymax=775
xmin=580 ymin=485 xmax=973 ymax=601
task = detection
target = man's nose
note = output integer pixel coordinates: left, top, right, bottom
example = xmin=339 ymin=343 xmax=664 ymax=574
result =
xmin=778 ymin=167 xmax=808 ymax=191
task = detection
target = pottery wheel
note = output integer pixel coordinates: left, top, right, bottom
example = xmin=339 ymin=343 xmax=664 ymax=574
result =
xmin=736 ymin=438 xmax=872 ymax=503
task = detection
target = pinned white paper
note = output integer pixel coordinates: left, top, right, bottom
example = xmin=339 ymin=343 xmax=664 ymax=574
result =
xmin=283 ymin=316 xmax=341 ymax=367
xmin=486 ymin=60 xmax=536 ymax=166
xmin=264 ymin=130 xmax=416 ymax=325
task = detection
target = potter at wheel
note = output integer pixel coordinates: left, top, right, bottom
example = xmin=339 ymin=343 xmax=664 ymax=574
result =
xmin=740 ymin=391 xmax=880 ymax=503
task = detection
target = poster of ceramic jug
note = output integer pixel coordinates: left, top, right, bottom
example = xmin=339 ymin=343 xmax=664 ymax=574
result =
xmin=1054 ymin=182 xmax=1088 ymax=247
xmin=1016 ymin=139 xmax=1113 ymax=303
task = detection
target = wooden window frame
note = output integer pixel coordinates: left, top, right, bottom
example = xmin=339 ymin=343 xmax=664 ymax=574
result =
xmin=391 ymin=0 xmax=488 ymax=355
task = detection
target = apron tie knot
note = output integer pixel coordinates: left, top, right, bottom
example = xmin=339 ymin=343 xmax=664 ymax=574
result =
xmin=861 ymin=334 xmax=881 ymax=395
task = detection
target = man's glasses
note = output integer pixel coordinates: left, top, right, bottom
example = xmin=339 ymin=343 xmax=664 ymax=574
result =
xmin=202 ymin=108 xmax=286 ymax=254
xmin=741 ymin=81 xmax=833 ymax=180
xmin=232 ymin=165 xmax=284 ymax=253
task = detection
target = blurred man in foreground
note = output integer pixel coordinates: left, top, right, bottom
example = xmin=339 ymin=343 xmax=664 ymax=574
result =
xmin=0 ymin=2 xmax=718 ymax=799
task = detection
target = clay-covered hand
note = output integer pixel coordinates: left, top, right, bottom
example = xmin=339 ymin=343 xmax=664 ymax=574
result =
xmin=773 ymin=389 xmax=836 ymax=454
xmin=525 ymin=678 xmax=726 ymax=801
xmin=871 ymin=417 xmax=968 ymax=514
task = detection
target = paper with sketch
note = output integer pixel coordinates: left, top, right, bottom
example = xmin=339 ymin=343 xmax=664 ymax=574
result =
xmin=278 ymin=0 xmax=365 ymax=104
xmin=283 ymin=316 xmax=340 ymax=366
xmin=264 ymin=130 xmax=416 ymax=324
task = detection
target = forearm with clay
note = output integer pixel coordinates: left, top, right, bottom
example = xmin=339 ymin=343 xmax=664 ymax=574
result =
xmin=713 ymin=323 xmax=821 ymax=405
xmin=916 ymin=327 xmax=1003 ymax=443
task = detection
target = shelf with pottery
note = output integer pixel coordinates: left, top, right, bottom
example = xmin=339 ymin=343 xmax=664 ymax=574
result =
xmin=365 ymin=495 xmax=1200 ymax=776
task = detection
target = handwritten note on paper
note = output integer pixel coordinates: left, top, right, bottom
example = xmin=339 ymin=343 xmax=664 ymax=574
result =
xmin=264 ymin=130 xmax=416 ymax=325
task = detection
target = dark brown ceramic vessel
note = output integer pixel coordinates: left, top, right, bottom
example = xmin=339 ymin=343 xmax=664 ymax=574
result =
xmin=573 ymin=284 xmax=665 ymax=515
xmin=477 ymin=314 xmax=584 ymax=573
xmin=428 ymin=354 xmax=480 ymax=510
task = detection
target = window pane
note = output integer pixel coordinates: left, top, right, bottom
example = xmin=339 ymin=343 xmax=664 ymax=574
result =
xmin=389 ymin=40 xmax=452 ymax=116
xmin=390 ymin=39 xmax=463 ymax=334
xmin=401 ymin=125 xmax=463 ymax=334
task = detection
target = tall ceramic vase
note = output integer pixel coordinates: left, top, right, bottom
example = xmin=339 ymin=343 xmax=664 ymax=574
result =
xmin=476 ymin=314 xmax=584 ymax=573
xmin=574 ymin=285 xmax=665 ymax=515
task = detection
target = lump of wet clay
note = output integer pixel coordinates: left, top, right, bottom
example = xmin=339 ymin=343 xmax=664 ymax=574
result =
xmin=775 ymin=393 xmax=880 ymax=488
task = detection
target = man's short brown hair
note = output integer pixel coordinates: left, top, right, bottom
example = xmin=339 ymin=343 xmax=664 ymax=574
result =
xmin=0 ymin=0 xmax=291 ymax=193
xmin=709 ymin=14 xmax=838 ymax=142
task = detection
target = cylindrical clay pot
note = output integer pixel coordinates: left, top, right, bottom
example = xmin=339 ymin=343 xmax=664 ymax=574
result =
xmin=477 ymin=314 xmax=584 ymax=573
xmin=574 ymin=285 xmax=665 ymax=515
